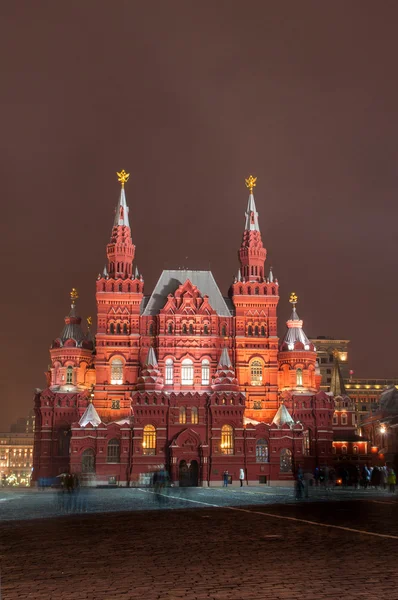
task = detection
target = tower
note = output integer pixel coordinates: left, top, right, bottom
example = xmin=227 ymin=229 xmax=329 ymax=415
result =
xmin=94 ymin=171 xmax=144 ymax=420
xmin=230 ymin=176 xmax=279 ymax=420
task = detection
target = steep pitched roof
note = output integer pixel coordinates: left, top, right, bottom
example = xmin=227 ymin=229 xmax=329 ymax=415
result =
xmin=330 ymin=358 xmax=346 ymax=397
xmin=113 ymin=186 xmax=130 ymax=227
xmin=79 ymin=402 xmax=101 ymax=427
xmin=142 ymin=270 xmax=231 ymax=316
xmin=272 ymin=404 xmax=295 ymax=427
xmin=244 ymin=192 xmax=260 ymax=231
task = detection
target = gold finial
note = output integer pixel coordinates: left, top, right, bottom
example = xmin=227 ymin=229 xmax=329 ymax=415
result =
xmin=87 ymin=316 xmax=92 ymax=327
xmin=245 ymin=175 xmax=257 ymax=193
xmin=70 ymin=288 xmax=79 ymax=305
xmin=117 ymin=169 xmax=130 ymax=187
xmin=289 ymin=292 xmax=298 ymax=306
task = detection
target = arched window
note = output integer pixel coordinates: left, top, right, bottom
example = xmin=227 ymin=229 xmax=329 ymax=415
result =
xmin=143 ymin=425 xmax=156 ymax=455
xmin=254 ymin=326 xmax=259 ymax=336
xmin=261 ymin=326 xmax=266 ymax=336
xmin=149 ymin=323 xmax=154 ymax=336
xmin=280 ymin=448 xmax=292 ymax=473
xmin=182 ymin=323 xmax=187 ymax=334
xmin=201 ymin=359 xmax=210 ymax=385
xmin=189 ymin=323 xmax=194 ymax=335
xmin=248 ymin=325 xmax=253 ymax=336
xmin=256 ymin=439 xmax=268 ymax=463
xmin=203 ymin=323 xmax=209 ymax=335
xmin=255 ymin=287 xmax=259 ymax=295
xmin=107 ymin=438 xmax=120 ymax=463
xmin=127 ymin=283 xmax=131 ymax=292
xmin=165 ymin=358 xmax=173 ymax=384
xmin=81 ymin=448 xmax=95 ymax=473
xmin=342 ymin=445 xmax=347 ymax=454
xmin=179 ymin=406 xmax=186 ymax=424
xmin=341 ymin=413 xmax=348 ymax=425
xmin=247 ymin=287 xmax=251 ymax=295
xmin=191 ymin=406 xmax=199 ymax=424
xmin=296 ymin=368 xmax=303 ymax=386
xmin=118 ymin=283 xmax=122 ymax=292
xmin=58 ymin=429 xmax=71 ymax=456
xmin=110 ymin=323 xmax=115 ymax=334
xmin=221 ymin=424 xmax=234 ymax=455
xmin=181 ymin=358 xmax=194 ymax=385
xmin=66 ymin=366 xmax=73 ymax=385
xmin=123 ymin=323 xmax=128 ymax=334
xmin=167 ymin=323 xmax=173 ymax=334
xmin=116 ymin=323 xmax=121 ymax=334
xmin=251 ymin=360 xmax=263 ymax=386
xmin=353 ymin=445 xmax=358 ymax=454
xmin=111 ymin=358 xmax=123 ymax=385
xmin=303 ymin=431 xmax=310 ymax=456
xmin=221 ymin=325 xmax=227 ymax=337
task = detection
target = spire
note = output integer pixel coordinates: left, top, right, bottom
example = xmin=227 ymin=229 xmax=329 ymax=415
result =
xmin=330 ymin=356 xmax=347 ymax=396
xmin=106 ymin=171 xmax=135 ymax=279
xmin=136 ymin=347 xmax=164 ymax=391
xmin=272 ymin=403 xmax=295 ymax=427
xmin=280 ymin=293 xmax=313 ymax=351
xmin=134 ymin=265 xmax=139 ymax=279
xmin=212 ymin=348 xmax=239 ymax=391
xmin=238 ymin=175 xmax=267 ymax=282
xmin=146 ymin=346 xmax=158 ymax=367
xmin=268 ymin=267 xmax=274 ymax=283
xmin=53 ymin=288 xmax=87 ymax=347
xmin=237 ymin=268 xmax=241 ymax=282
xmin=79 ymin=401 xmax=101 ymax=427
xmin=102 ymin=265 xmax=108 ymax=278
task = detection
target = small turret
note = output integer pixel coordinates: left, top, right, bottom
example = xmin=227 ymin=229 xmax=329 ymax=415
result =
xmin=212 ymin=348 xmax=239 ymax=392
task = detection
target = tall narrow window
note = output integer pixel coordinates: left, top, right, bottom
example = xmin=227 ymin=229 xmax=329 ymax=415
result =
xmin=168 ymin=323 xmax=173 ymax=334
xmin=66 ymin=366 xmax=73 ymax=385
xmin=221 ymin=325 xmax=227 ymax=336
xmin=116 ymin=323 xmax=121 ymax=334
xmin=189 ymin=323 xmax=194 ymax=335
xmin=261 ymin=326 xmax=266 ymax=336
xmin=248 ymin=325 xmax=253 ymax=336
xmin=203 ymin=324 xmax=209 ymax=335
xmin=341 ymin=413 xmax=348 ymax=425
xmin=251 ymin=360 xmax=262 ymax=386
xmin=165 ymin=358 xmax=173 ymax=384
xmin=123 ymin=323 xmax=128 ymax=334
xmin=182 ymin=323 xmax=187 ymax=334
xmin=110 ymin=323 xmax=115 ymax=334
xmin=107 ymin=439 xmax=120 ymax=463
xmin=191 ymin=407 xmax=199 ymax=425
xmin=280 ymin=448 xmax=292 ymax=472
xmin=256 ymin=439 xmax=268 ymax=463
xmin=143 ymin=425 xmax=156 ymax=455
xmin=221 ymin=425 xmax=234 ymax=455
xmin=254 ymin=326 xmax=259 ymax=336
xmin=111 ymin=358 xmax=123 ymax=385
xmin=181 ymin=358 xmax=194 ymax=385
xmin=149 ymin=323 xmax=154 ymax=336
xmin=118 ymin=283 xmax=122 ymax=292
xmin=179 ymin=406 xmax=186 ymax=424
xmin=302 ymin=431 xmax=310 ymax=456
xmin=255 ymin=287 xmax=259 ymax=295
xmin=201 ymin=359 xmax=210 ymax=385
xmin=296 ymin=368 xmax=303 ymax=386
xmin=81 ymin=448 xmax=95 ymax=473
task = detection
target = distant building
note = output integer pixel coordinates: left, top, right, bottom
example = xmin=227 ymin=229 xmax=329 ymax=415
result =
xmin=361 ymin=386 xmax=398 ymax=471
xmin=0 ymin=432 xmax=34 ymax=486
xmin=345 ymin=379 xmax=398 ymax=423
xmin=9 ymin=410 xmax=35 ymax=434
xmin=309 ymin=337 xmax=350 ymax=390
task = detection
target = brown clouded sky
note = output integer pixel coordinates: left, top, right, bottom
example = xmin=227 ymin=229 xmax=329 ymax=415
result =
xmin=1 ymin=1 xmax=398 ymax=428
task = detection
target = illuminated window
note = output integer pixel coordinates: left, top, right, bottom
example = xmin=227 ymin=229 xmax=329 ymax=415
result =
xmin=280 ymin=448 xmax=292 ymax=473
xmin=111 ymin=400 xmax=120 ymax=410
xmin=250 ymin=360 xmax=262 ymax=386
xmin=179 ymin=406 xmax=186 ymax=424
xmin=81 ymin=448 xmax=95 ymax=473
xmin=181 ymin=358 xmax=194 ymax=385
xmin=342 ymin=445 xmax=347 ymax=454
xmin=191 ymin=406 xmax=199 ymax=424
xmin=296 ymin=369 xmax=303 ymax=386
xmin=165 ymin=358 xmax=174 ymax=384
xmin=111 ymin=358 xmax=123 ymax=385
xmin=303 ymin=431 xmax=310 ymax=456
xmin=341 ymin=413 xmax=348 ymax=425
xmin=202 ymin=359 xmax=210 ymax=385
xmin=221 ymin=425 xmax=234 ymax=455
xmin=353 ymin=445 xmax=358 ymax=454
xmin=143 ymin=425 xmax=156 ymax=455
xmin=107 ymin=438 xmax=120 ymax=463
xmin=256 ymin=439 xmax=268 ymax=463
xmin=66 ymin=366 xmax=73 ymax=385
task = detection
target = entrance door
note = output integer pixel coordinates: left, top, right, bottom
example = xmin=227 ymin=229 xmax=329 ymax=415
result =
xmin=179 ymin=460 xmax=190 ymax=487
xmin=189 ymin=460 xmax=199 ymax=486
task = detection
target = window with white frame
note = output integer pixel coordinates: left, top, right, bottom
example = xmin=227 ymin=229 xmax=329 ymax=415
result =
xmin=250 ymin=360 xmax=263 ymax=386
xmin=221 ymin=425 xmax=234 ymax=455
xmin=111 ymin=358 xmax=123 ymax=385
xmin=341 ymin=413 xmax=348 ymax=425
xmin=66 ymin=366 xmax=73 ymax=384
xmin=201 ymin=359 xmax=210 ymax=385
xmin=296 ymin=368 xmax=303 ymax=386
xmin=181 ymin=358 xmax=194 ymax=385
xmin=165 ymin=358 xmax=174 ymax=384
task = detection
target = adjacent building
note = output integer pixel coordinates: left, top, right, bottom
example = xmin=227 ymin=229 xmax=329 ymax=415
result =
xmin=0 ymin=432 xmax=34 ymax=486
xmin=309 ymin=337 xmax=350 ymax=390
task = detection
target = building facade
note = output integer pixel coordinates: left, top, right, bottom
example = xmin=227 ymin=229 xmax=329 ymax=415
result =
xmin=309 ymin=337 xmax=350 ymax=390
xmin=0 ymin=432 xmax=34 ymax=486
xmin=33 ymin=172 xmax=351 ymax=486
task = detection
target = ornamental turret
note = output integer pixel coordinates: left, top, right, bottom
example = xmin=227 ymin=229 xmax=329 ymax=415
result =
xmin=278 ymin=293 xmax=319 ymax=393
xmin=238 ymin=175 xmax=267 ymax=282
xmin=136 ymin=348 xmax=164 ymax=391
xmin=212 ymin=348 xmax=239 ymax=392
xmin=106 ymin=170 xmax=135 ymax=279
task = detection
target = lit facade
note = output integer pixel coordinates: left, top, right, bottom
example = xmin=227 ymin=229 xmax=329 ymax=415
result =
xmin=0 ymin=433 xmax=34 ymax=486
xmin=33 ymin=173 xmax=349 ymax=486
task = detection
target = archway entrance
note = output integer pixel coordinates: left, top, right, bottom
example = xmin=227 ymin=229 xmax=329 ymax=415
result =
xmin=178 ymin=459 xmax=199 ymax=487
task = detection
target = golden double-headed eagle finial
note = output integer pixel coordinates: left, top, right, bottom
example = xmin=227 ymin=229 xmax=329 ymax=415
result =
xmin=289 ymin=292 xmax=298 ymax=305
xmin=245 ymin=175 xmax=257 ymax=193
xmin=87 ymin=316 xmax=92 ymax=327
xmin=117 ymin=169 xmax=130 ymax=187
xmin=70 ymin=288 xmax=79 ymax=305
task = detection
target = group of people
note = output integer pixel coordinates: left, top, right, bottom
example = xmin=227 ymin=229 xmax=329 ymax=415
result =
xmin=56 ymin=472 xmax=90 ymax=512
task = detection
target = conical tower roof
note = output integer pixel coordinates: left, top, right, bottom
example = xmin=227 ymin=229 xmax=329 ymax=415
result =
xmin=79 ymin=401 xmax=101 ymax=427
xmin=272 ymin=403 xmax=295 ymax=427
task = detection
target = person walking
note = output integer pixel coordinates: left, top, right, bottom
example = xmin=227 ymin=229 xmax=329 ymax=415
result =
xmin=380 ymin=466 xmax=387 ymax=490
xmin=387 ymin=468 xmax=396 ymax=493
xmin=239 ymin=469 xmax=245 ymax=487
xmin=223 ymin=470 xmax=229 ymax=487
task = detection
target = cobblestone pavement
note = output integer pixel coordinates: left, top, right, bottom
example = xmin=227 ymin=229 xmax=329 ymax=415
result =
xmin=1 ymin=487 xmax=398 ymax=599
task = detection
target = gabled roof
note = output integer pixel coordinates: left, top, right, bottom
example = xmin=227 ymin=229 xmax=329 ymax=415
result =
xmin=272 ymin=403 xmax=295 ymax=427
xmin=79 ymin=402 xmax=101 ymax=427
xmin=142 ymin=270 xmax=232 ymax=316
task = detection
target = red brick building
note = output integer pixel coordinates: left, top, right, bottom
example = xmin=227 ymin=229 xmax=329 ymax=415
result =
xmin=33 ymin=172 xmax=340 ymax=486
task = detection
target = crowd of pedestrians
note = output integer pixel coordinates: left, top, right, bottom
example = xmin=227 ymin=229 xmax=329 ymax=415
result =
xmin=295 ymin=464 xmax=396 ymax=499
xmin=56 ymin=472 xmax=91 ymax=512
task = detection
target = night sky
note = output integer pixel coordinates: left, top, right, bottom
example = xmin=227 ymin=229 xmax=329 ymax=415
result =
xmin=1 ymin=1 xmax=398 ymax=430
